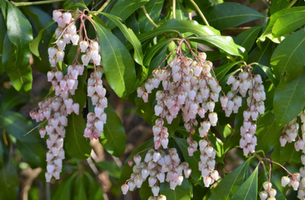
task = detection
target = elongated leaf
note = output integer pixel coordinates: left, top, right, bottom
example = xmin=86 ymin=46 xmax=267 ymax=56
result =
xmin=139 ymin=181 xmax=152 ymax=199
xmin=101 ymin=105 xmax=126 ymax=157
xmin=191 ymin=35 xmax=243 ymax=56
xmin=173 ymin=137 xmax=203 ymax=187
xmin=0 ymin=160 xmax=19 ymax=200
xmin=94 ymin=13 xmax=144 ymax=66
xmin=6 ymin=2 xmax=32 ymax=66
xmin=208 ymin=159 xmax=251 ymax=200
xmin=270 ymin=0 xmax=289 ymax=14
xmin=0 ymin=14 xmax=6 ymax=74
xmin=256 ymin=112 xmax=281 ymax=154
xmin=94 ymin=21 xmax=136 ymax=98
xmin=73 ymin=174 xmax=87 ymax=200
xmin=138 ymin=0 xmax=164 ymax=32
xmin=0 ymin=0 xmax=7 ymax=19
xmin=160 ymin=179 xmax=192 ymax=200
xmin=280 ymin=142 xmax=302 ymax=164
xmin=234 ymin=26 xmax=263 ymax=53
xmin=273 ymin=10 xmax=305 ymax=37
xmin=258 ymin=6 xmax=305 ymax=44
xmin=108 ymin=0 xmax=149 ymax=30
xmin=231 ymin=165 xmax=258 ymax=200
xmin=248 ymin=40 xmax=273 ymax=68
xmin=204 ymin=3 xmax=265 ymax=30
xmin=257 ymin=64 xmax=277 ymax=85
xmin=0 ymin=110 xmax=39 ymax=142
xmin=16 ymin=141 xmax=45 ymax=167
xmin=138 ymin=19 xmax=220 ymax=42
xmin=176 ymin=1 xmax=189 ymax=20
xmin=1 ymin=88 xmax=30 ymax=111
xmin=274 ymin=70 xmax=305 ymax=126
xmin=2 ymin=34 xmax=32 ymax=92
xmin=29 ymin=21 xmax=55 ymax=58
xmin=95 ymin=161 xmax=121 ymax=179
xmin=52 ymin=174 xmax=76 ymax=200
xmin=214 ymin=62 xmax=239 ymax=83
xmin=65 ymin=114 xmax=91 ymax=159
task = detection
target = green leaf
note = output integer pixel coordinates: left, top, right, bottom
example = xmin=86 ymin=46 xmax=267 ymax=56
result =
xmin=139 ymin=180 xmax=152 ymax=199
xmin=176 ymin=1 xmax=189 ymax=20
xmin=0 ymin=14 xmax=6 ymax=74
xmin=273 ymin=70 xmax=305 ymax=126
xmin=280 ymin=142 xmax=302 ymax=164
xmin=1 ymin=88 xmax=30 ymax=111
xmin=173 ymin=137 xmax=203 ymax=187
xmin=93 ymin=20 xmax=136 ymax=98
xmin=258 ymin=7 xmax=305 ymax=44
xmin=214 ymin=62 xmax=239 ymax=83
xmin=271 ymin=30 xmax=305 ymax=83
xmin=0 ymin=0 xmax=7 ymax=19
xmin=2 ymin=34 xmax=33 ymax=92
xmin=95 ymin=161 xmax=121 ymax=179
xmin=204 ymin=3 xmax=265 ymax=30
xmin=234 ymin=26 xmax=263 ymax=53
xmin=160 ymin=179 xmax=192 ymax=200
xmin=94 ymin=13 xmax=144 ymax=66
xmin=256 ymin=64 xmax=277 ymax=85
xmin=248 ymin=40 xmax=273 ymax=69
xmin=52 ymin=174 xmax=76 ymax=200
xmin=273 ymin=10 xmax=305 ymax=37
xmin=191 ymin=35 xmax=243 ymax=56
xmin=0 ymin=110 xmax=39 ymax=143
xmin=208 ymin=159 xmax=251 ymax=200
xmin=231 ymin=165 xmax=258 ymax=200
xmin=73 ymin=174 xmax=87 ymax=200
xmin=16 ymin=141 xmax=45 ymax=167
xmin=138 ymin=19 xmax=220 ymax=42
xmin=138 ymin=0 xmax=164 ymax=32
xmin=29 ymin=21 xmax=55 ymax=58
xmin=0 ymin=160 xmax=19 ymax=200
xmin=65 ymin=113 xmax=91 ymax=159
xmin=270 ymin=0 xmax=289 ymax=14
xmin=6 ymin=2 xmax=33 ymax=66
xmin=108 ymin=0 xmax=149 ymax=30
xmin=100 ymin=105 xmax=126 ymax=157
xmin=256 ymin=112 xmax=281 ymax=154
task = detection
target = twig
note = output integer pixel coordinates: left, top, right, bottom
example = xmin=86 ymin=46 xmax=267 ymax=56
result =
xmin=172 ymin=0 xmax=176 ymax=19
xmin=96 ymin=0 xmax=111 ymax=13
xmin=142 ymin=5 xmax=159 ymax=28
xmin=189 ymin=0 xmax=209 ymax=26
xmin=287 ymin=0 xmax=297 ymax=9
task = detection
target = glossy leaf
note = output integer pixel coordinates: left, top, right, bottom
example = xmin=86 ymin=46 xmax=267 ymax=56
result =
xmin=234 ymin=26 xmax=263 ymax=53
xmin=0 ymin=110 xmax=39 ymax=143
xmin=6 ymin=2 xmax=33 ymax=66
xmin=176 ymin=1 xmax=189 ymax=20
xmin=273 ymin=10 xmax=305 ymax=37
xmin=231 ymin=165 xmax=258 ymax=200
xmin=100 ymin=105 xmax=126 ymax=157
xmin=257 ymin=64 xmax=277 ymax=85
xmin=94 ymin=20 xmax=136 ymax=98
xmin=214 ymin=62 xmax=239 ymax=83
xmin=204 ymin=3 xmax=265 ymax=30
xmin=94 ymin=13 xmax=144 ymax=66
xmin=65 ymin=113 xmax=91 ymax=159
xmin=138 ymin=19 xmax=220 ymax=42
xmin=160 ymin=179 xmax=192 ymax=200
xmin=270 ymin=0 xmax=289 ymax=14
xmin=173 ymin=137 xmax=203 ymax=187
xmin=29 ymin=21 xmax=55 ymax=58
xmin=256 ymin=112 xmax=281 ymax=154
xmin=208 ymin=159 xmax=251 ymax=200
xmin=273 ymin=70 xmax=305 ymax=126
xmin=108 ymin=0 xmax=149 ymax=30
xmin=138 ymin=0 xmax=164 ymax=32
xmin=95 ymin=161 xmax=121 ymax=179
xmin=248 ymin=40 xmax=273 ymax=67
xmin=2 ymin=34 xmax=33 ymax=92
xmin=191 ymin=35 xmax=243 ymax=56
xmin=0 ymin=160 xmax=19 ymax=200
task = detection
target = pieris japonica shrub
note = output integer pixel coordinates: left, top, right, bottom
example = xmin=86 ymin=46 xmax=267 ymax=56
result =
xmin=1 ymin=0 xmax=305 ymax=200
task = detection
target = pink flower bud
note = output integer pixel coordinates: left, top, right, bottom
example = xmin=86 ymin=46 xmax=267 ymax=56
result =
xmin=121 ymin=183 xmax=129 ymax=195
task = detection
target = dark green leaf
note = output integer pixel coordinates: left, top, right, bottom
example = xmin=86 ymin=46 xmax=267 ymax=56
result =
xmin=270 ymin=0 xmax=289 ymax=14
xmin=248 ymin=40 xmax=273 ymax=69
xmin=256 ymin=112 xmax=281 ymax=154
xmin=74 ymin=174 xmax=87 ymax=200
xmin=93 ymin=20 xmax=136 ymax=98
xmin=16 ymin=141 xmax=45 ymax=167
xmin=138 ymin=19 xmax=220 ymax=42
xmin=65 ymin=113 xmax=91 ymax=159
xmin=138 ymin=0 xmax=164 ymax=32
xmin=52 ymin=174 xmax=76 ymax=200
xmin=280 ymin=142 xmax=302 ymax=164
xmin=257 ymin=64 xmax=277 ymax=85
xmin=2 ymin=34 xmax=33 ymax=92
xmin=258 ymin=7 xmax=305 ymax=44
xmin=204 ymin=3 xmax=265 ymax=30
xmin=1 ymin=88 xmax=30 ymax=111
xmin=139 ymin=180 xmax=152 ymax=199
xmin=0 ymin=160 xmax=19 ymax=200
xmin=108 ymin=0 xmax=149 ymax=30
xmin=234 ymin=26 xmax=263 ymax=53
xmin=6 ymin=2 xmax=33 ymax=66
xmin=0 ymin=110 xmax=39 ymax=142
xmin=101 ymin=105 xmax=126 ymax=157
xmin=173 ymin=137 xmax=203 ymax=187
xmin=231 ymin=165 xmax=258 ymax=200
xmin=29 ymin=21 xmax=55 ymax=58
xmin=191 ymin=35 xmax=243 ymax=56
xmin=0 ymin=0 xmax=7 ymax=19
xmin=214 ymin=62 xmax=239 ymax=82
xmin=208 ymin=159 xmax=251 ymax=200
xmin=0 ymin=13 xmax=6 ymax=74
xmin=273 ymin=70 xmax=305 ymax=126
xmin=94 ymin=13 xmax=144 ymax=66
xmin=176 ymin=1 xmax=189 ymax=20
xmin=273 ymin=10 xmax=305 ymax=37
xmin=95 ymin=161 xmax=121 ymax=179
xmin=160 ymin=179 xmax=192 ymax=200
